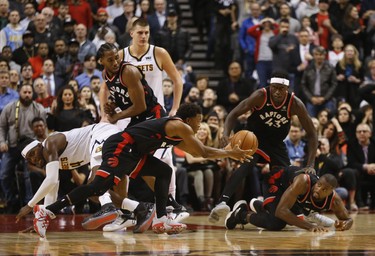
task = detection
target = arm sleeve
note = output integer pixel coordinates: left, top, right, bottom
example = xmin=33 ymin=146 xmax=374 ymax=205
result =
xmin=27 ymin=161 xmax=59 ymax=207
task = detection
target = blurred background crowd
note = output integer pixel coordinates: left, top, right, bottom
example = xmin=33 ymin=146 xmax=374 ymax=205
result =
xmin=0 ymin=0 xmax=374 ymax=215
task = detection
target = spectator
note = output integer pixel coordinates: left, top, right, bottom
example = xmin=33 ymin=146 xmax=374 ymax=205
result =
xmin=295 ymin=0 xmax=319 ymax=20
xmin=341 ymin=5 xmax=364 ymax=56
xmin=301 ymin=46 xmax=337 ymax=117
xmin=75 ymin=54 xmax=102 ymax=89
xmin=33 ymin=77 xmax=55 ymax=114
xmin=55 ymin=2 xmax=71 ymax=29
xmin=106 ymin=0 xmax=125 ymax=25
xmin=0 ymin=10 xmax=25 ymax=51
xmin=0 ymin=70 xmax=18 ymax=113
xmin=41 ymin=59 xmax=65 ymax=97
xmin=55 ymin=39 xmax=83 ymax=81
xmin=183 ymin=86 xmax=200 ymax=105
xmin=28 ymin=42 xmax=50 ymax=80
xmin=74 ymin=23 xmax=97 ymax=63
xmin=347 ymin=123 xmax=375 ymax=210
xmin=1 ymin=46 xmax=21 ymax=73
xmin=51 ymin=39 xmax=67 ymax=64
xmin=66 ymin=0 xmax=93 ymax=29
xmin=88 ymin=8 xmax=120 ymax=43
xmin=41 ymin=7 xmax=62 ymax=38
xmin=89 ymin=75 xmax=101 ymax=111
xmin=185 ymin=122 xmax=217 ymax=211
xmin=216 ymin=61 xmax=256 ymax=113
xmin=20 ymin=62 xmax=33 ymax=86
xmin=195 ymin=75 xmax=209 ymax=98
xmin=247 ymin=17 xmax=278 ymax=88
xmin=310 ymin=0 xmax=338 ymax=50
xmin=8 ymin=69 xmax=20 ymax=90
xmin=135 ymin=0 xmax=152 ymax=19
xmin=277 ymin=3 xmax=301 ymax=34
xmin=78 ymin=85 xmax=99 ymax=123
xmin=239 ymin=2 xmax=263 ymax=79
xmin=60 ymin=19 xmax=76 ymax=44
xmin=27 ymin=13 xmax=56 ymax=48
xmin=328 ymin=34 xmax=344 ymax=68
xmin=12 ymin=30 xmax=36 ymax=66
xmin=300 ymin=16 xmax=319 ymax=46
xmin=284 ymin=122 xmax=306 ymax=167
xmin=162 ymin=77 xmax=173 ymax=114
xmin=113 ymin=0 xmax=135 ymax=34
xmin=0 ymin=0 xmax=9 ymax=30
xmin=200 ymin=88 xmax=217 ymax=121
xmin=337 ymin=105 xmax=356 ymax=142
xmin=335 ymin=44 xmax=364 ymax=109
xmin=0 ymin=84 xmax=46 ymax=213
xmin=20 ymin=3 xmax=36 ymax=29
xmin=290 ymin=29 xmax=315 ymax=99
xmin=317 ymin=108 xmax=330 ymax=136
xmin=154 ymin=9 xmax=193 ymax=65
xmin=147 ymin=0 xmax=167 ymax=41
xmin=47 ymin=85 xmax=92 ymax=132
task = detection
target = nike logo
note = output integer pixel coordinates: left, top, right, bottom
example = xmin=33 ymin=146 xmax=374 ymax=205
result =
xmin=146 ymin=116 xmax=153 ymax=120
xmin=266 ymin=103 xmax=272 ymax=106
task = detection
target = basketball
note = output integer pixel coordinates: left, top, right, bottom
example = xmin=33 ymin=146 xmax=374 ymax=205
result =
xmin=230 ymin=130 xmax=258 ymax=154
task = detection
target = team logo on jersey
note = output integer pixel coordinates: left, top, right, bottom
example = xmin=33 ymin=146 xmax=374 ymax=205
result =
xmin=95 ymin=146 xmax=102 ymax=153
xmin=108 ymin=156 xmax=119 ymax=167
xmin=61 ymin=157 xmax=69 ymax=170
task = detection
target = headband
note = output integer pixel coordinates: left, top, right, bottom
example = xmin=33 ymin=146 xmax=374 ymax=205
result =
xmin=270 ymin=77 xmax=290 ymax=86
xmin=21 ymin=140 xmax=39 ymax=158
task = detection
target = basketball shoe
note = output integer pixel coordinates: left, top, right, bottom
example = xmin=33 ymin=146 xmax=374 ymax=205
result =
xmin=305 ymin=212 xmax=335 ymax=227
xmin=133 ymin=202 xmax=156 ymax=233
xmin=152 ymin=215 xmax=187 ymax=234
xmin=166 ymin=205 xmax=190 ymax=223
xmin=225 ymin=200 xmax=249 ymax=230
xmin=249 ymin=198 xmax=264 ymax=213
xmin=103 ymin=212 xmax=137 ymax=232
xmin=82 ymin=203 xmax=119 ymax=230
xmin=33 ymin=205 xmax=55 ymax=239
xmin=208 ymin=202 xmax=230 ymax=223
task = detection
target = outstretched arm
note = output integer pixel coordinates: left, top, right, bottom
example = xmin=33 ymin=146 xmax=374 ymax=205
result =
xmin=331 ymin=193 xmax=353 ymax=231
xmin=291 ymin=96 xmax=318 ymax=172
xmin=156 ymin=47 xmax=183 ymax=116
xmin=167 ymin=120 xmax=253 ymax=162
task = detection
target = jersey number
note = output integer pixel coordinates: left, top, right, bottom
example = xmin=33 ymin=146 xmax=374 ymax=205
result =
xmin=265 ymin=118 xmax=281 ymax=128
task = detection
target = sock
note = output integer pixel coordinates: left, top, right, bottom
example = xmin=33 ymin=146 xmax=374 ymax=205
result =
xmin=121 ymin=198 xmax=139 ymax=212
xmin=98 ymin=191 xmax=112 ymax=206
xmin=167 ymin=194 xmax=181 ymax=209
xmin=46 ymin=195 xmax=71 ymax=214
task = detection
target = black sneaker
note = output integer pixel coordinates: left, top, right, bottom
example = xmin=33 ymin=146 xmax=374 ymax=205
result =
xmin=133 ymin=202 xmax=156 ymax=233
xmin=225 ymin=200 xmax=248 ymax=230
xmin=249 ymin=198 xmax=264 ymax=213
xmin=103 ymin=212 xmax=137 ymax=232
xmin=82 ymin=203 xmax=119 ymax=230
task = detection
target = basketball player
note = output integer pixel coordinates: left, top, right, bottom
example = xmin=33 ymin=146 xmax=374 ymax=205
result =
xmin=225 ymin=167 xmax=353 ymax=232
xmin=32 ymin=103 xmax=253 ymax=238
xmin=15 ymin=122 xmax=121 ymax=222
xmin=209 ymin=71 xmax=318 ymax=223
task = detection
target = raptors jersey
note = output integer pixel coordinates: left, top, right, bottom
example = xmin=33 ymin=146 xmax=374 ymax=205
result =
xmin=104 ymin=61 xmax=160 ymax=123
xmin=43 ymin=125 xmax=93 ymax=170
xmin=123 ymin=45 xmax=164 ymax=108
xmin=246 ymin=87 xmax=294 ymax=166
xmin=125 ymin=116 xmax=183 ymax=155
xmin=297 ymin=174 xmax=336 ymax=215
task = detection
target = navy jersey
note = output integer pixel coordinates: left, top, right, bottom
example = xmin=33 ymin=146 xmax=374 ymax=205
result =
xmin=104 ymin=61 xmax=161 ymax=123
xmin=125 ymin=116 xmax=183 ymax=155
xmin=246 ymin=87 xmax=294 ymax=166
xmin=296 ymin=174 xmax=336 ymax=215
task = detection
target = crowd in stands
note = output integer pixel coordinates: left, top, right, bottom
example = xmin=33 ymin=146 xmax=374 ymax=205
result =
xmin=0 ymin=0 xmax=374 ymax=215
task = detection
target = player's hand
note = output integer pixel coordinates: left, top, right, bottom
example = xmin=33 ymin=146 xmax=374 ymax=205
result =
xmin=16 ymin=205 xmax=33 ymax=223
xmin=303 ymin=166 xmax=316 ymax=175
xmin=107 ymin=113 xmax=120 ymax=124
xmin=335 ymin=219 xmax=353 ymax=231
xmin=104 ymin=101 xmax=117 ymax=115
xmin=309 ymin=226 xmax=330 ymax=232
xmin=228 ymin=143 xmax=253 ymax=163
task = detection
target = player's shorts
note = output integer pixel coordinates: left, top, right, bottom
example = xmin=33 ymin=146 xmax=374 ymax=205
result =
xmin=90 ymin=122 xmax=121 ymax=168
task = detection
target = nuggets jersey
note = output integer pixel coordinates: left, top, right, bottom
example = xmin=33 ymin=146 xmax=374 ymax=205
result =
xmin=247 ymin=87 xmax=294 ymax=166
xmin=123 ymin=45 xmax=164 ymax=108
xmin=124 ymin=116 xmax=183 ymax=155
xmin=104 ymin=61 xmax=160 ymax=123
xmin=44 ymin=125 xmax=93 ymax=170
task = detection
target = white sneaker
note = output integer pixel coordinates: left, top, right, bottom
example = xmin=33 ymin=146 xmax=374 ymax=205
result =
xmin=103 ymin=212 xmax=137 ymax=232
xmin=208 ymin=202 xmax=230 ymax=223
xmin=33 ymin=205 xmax=55 ymax=239
xmin=166 ymin=206 xmax=190 ymax=222
xmin=305 ymin=212 xmax=335 ymax=227
xmin=152 ymin=215 xmax=187 ymax=234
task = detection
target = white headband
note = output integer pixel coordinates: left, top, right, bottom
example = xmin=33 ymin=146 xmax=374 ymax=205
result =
xmin=21 ymin=140 xmax=39 ymax=158
xmin=270 ymin=77 xmax=290 ymax=86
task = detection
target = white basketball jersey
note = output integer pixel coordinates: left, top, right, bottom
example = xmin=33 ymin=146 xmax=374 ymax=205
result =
xmin=44 ymin=125 xmax=93 ymax=170
xmin=123 ymin=45 xmax=164 ymax=108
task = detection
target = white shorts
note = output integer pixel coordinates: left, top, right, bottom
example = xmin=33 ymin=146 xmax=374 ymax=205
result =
xmin=90 ymin=122 xmax=121 ymax=168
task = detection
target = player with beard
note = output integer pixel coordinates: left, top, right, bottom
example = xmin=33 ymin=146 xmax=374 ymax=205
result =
xmin=0 ymin=84 xmax=45 ymax=213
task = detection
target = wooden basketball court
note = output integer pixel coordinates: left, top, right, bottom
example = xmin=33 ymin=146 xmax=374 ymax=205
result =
xmin=0 ymin=212 xmax=374 ymax=255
